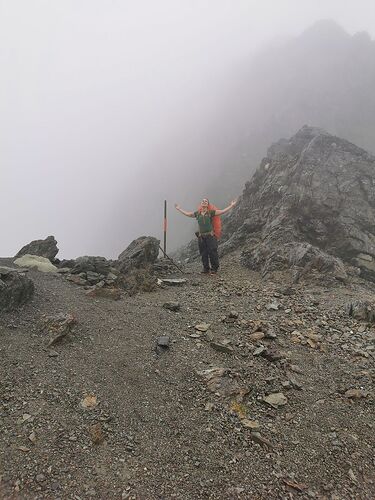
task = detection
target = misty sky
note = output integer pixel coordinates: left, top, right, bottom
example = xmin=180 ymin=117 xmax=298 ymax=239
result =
xmin=1 ymin=0 xmax=375 ymax=258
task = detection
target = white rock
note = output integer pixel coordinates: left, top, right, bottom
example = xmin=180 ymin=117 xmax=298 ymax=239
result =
xmin=264 ymin=392 xmax=288 ymax=408
xmin=14 ymin=254 xmax=57 ymax=273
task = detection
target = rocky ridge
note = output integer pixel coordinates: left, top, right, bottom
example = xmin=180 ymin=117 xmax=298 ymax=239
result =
xmin=219 ymin=126 xmax=375 ymax=283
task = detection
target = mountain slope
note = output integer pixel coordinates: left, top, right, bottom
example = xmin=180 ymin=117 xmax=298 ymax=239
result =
xmin=210 ymin=20 xmax=375 ymax=202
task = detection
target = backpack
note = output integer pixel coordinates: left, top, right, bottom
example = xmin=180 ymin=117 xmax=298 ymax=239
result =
xmin=197 ymin=203 xmax=222 ymax=239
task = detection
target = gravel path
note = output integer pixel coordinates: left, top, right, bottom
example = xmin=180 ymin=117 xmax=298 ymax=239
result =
xmin=0 ymin=255 xmax=374 ymax=499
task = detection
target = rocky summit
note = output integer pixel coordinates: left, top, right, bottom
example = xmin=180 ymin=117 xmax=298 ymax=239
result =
xmin=222 ymin=126 xmax=375 ymax=282
xmin=1 ymin=129 xmax=375 ymax=499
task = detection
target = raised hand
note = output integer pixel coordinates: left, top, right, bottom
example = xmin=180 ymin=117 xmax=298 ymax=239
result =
xmin=174 ymin=203 xmax=180 ymax=210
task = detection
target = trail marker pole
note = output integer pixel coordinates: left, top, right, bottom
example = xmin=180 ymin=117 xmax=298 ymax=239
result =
xmin=163 ymin=200 xmax=167 ymax=255
xmin=159 ymin=199 xmax=185 ymax=274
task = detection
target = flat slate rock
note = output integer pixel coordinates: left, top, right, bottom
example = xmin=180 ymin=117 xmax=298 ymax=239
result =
xmin=160 ymin=278 xmax=187 ymax=286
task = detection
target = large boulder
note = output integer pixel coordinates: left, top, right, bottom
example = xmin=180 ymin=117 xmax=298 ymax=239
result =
xmin=15 ymin=235 xmax=59 ymax=261
xmin=222 ymin=126 xmax=375 ymax=281
xmin=14 ymin=255 xmax=58 ymax=273
xmin=0 ymin=267 xmax=34 ymax=311
xmin=116 ymin=236 xmax=160 ymax=274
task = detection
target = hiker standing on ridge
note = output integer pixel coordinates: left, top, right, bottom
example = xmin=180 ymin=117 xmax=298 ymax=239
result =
xmin=174 ymin=198 xmax=236 ymax=274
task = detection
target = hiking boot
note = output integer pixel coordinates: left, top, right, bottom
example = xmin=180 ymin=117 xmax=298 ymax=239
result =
xmin=210 ymin=270 xmax=218 ymax=275
xmin=201 ymin=269 xmax=210 ymax=274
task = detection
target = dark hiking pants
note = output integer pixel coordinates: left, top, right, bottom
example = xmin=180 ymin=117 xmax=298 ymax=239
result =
xmin=198 ymin=235 xmax=219 ymax=272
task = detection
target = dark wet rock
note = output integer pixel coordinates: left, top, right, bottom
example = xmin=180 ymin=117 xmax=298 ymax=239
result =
xmin=222 ymin=126 xmax=375 ymax=282
xmin=15 ymin=235 xmax=59 ymax=261
xmin=71 ymin=256 xmax=111 ymax=276
xmin=0 ymin=269 xmax=34 ymax=311
xmin=117 ymin=236 xmax=160 ymax=274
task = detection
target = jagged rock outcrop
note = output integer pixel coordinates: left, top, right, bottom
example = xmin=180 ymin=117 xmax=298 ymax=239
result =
xmin=0 ymin=267 xmax=34 ymax=311
xmin=222 ymin=126 xmax=375 ymax=281
xmin=116 ymin=236 xmax=160 ymax=274
xmin=15 ymin=235 xmax=59 ymax=261
xmin=61 ymin=238 xmax=160 ymax=292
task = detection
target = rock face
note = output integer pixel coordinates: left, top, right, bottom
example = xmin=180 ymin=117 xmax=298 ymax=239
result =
xmin=222 ymin=126 xmax=375 ymax=281
xmin=0 ymin=267 xmax=34 ymax=311
xmin=117 ymin=236 xmax=160 ymax=274
xmin=15 ymin=235 xmax=59 ymax=261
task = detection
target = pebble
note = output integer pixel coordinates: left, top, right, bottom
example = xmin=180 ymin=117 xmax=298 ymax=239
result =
xmin=28 ymin=431 xmax=37 ymax=443
xmin=163 ymin=302 xmax=180 ymax=312
xmin=195 ymin=323 xmax=210 ymax=332
xmin=210 ymin=341 xmax=234 ymax=354
xmin=157 ymin=336 xmax=170 ymax=348
xmin=264 ymin=392 xmax=288 ymax=407
xmin=265 ymin=301 xmax=279 ymax=311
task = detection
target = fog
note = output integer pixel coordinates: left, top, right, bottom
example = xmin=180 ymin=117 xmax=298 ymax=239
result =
xmin=1 ymin=0 xmax=375 ymax=259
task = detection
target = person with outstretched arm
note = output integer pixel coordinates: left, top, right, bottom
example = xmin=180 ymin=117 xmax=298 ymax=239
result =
xmin=175 ymin=198 xmax=236 ymax=274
